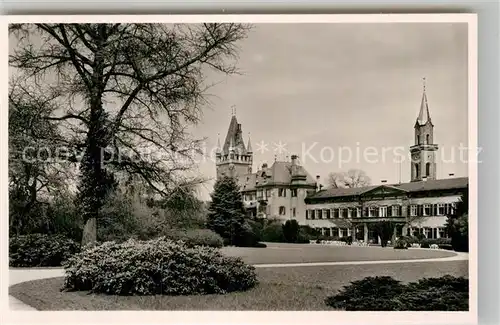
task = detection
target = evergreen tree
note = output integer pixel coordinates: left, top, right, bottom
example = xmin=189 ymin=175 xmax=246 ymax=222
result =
xmin=207 ymin=176 xmax=247 ymax=245
xmin=282 ymin=220 xmax=300 ymax=243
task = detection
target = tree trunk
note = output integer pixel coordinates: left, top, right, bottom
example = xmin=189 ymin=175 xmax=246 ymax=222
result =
xmin=81 ymin=217 xmax=97 ymax=247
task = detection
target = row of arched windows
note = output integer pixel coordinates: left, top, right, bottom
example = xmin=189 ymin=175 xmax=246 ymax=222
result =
xmin=416 ymin=134 xmax=431 ymax=145
xmin=415 ymin=162 xmax=431 ymax=178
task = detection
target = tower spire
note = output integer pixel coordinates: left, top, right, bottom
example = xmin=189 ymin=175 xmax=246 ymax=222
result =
xmin=417 ymin=77 xmax=431 ymax=125
xmin=246 ymin=133 xmax=253 ymax=153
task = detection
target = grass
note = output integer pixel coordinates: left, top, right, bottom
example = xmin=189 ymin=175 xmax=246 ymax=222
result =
xmin=221 ymin=242 xmax=457 ymax=264
xmin=10 ymin=260 xmax=468 ymax=311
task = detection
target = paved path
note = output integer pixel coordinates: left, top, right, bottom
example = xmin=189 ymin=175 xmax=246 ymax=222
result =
xmin=8 ymin=250 xmax=468 ymax=310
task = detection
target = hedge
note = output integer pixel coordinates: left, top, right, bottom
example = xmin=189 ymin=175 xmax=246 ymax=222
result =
xmin=9 ymin=233 xmax=80 ymax=267
xmin=166 ymin=228 xmax=224 ymax=248
xmin=62 ymin=237 xmax=258 ymax=295
xmin=325 ymin=275 xmax=468 ymax=311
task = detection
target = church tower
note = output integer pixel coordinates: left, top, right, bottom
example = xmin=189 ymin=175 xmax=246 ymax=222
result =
xmin=216 ymin=110 xmax=253 ymax=179
xmin=410 ymin=79 xmax=439 ymax=182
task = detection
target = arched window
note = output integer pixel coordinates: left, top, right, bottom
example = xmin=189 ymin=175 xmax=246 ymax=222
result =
xmin=279 ymin=206 xmax=286 ymax=215
xmin=426 ymin=134 xmax=430 ymax=144
xmin=415 ymin=163 xmax=420 ymax=178
xmin=426 ymin=162 xmax=431 ymax=176
xmin=417 ymin=135 xmax=420 ymax=145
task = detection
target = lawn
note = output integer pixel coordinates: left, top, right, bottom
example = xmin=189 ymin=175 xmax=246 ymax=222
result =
xmin=10 ymin=260 xmax=468 ymax=311
xmin=221 ymin=242 xmax=457 ymax=264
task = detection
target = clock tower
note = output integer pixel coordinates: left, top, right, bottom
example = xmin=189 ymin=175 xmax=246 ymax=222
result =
xmin=410 ymin=79 xmax=438 ymax=182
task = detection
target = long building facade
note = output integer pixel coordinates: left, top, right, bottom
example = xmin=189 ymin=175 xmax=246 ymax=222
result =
xmin=215 ymin=85 xmax=468 ymax=242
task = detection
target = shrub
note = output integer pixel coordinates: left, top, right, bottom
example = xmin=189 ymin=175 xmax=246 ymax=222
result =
xmin=10 ymin=233 xmax=80 ymax=267
xmin=400 ymin=236 xmax=420 ymax=244
xmin=340 ymin=236 xmax=353 ymax=245
xmin=233 ymin=221 xmax=265 ymax=247
xmin=261 ymin=220 xmax=285 ymax=242
xmin=421 ymin=243 xmax=430 ymax=248
xmin=166 ymin=229 xmax=224 ymax=248
xmin=325 ymin=276 xmax=406 ymax=311
xmin=393 ymin=238 xmax=408 ymax=249
xmin=282 ymin=220 xmax=300 ymax=243
xmin=398 ymin=276 xmax=468 ymax=311
xmin=253 ymin=242 xmax=267 ymax=248
xmin=420 ymin=238 xmax=452 ymax=246
xmin=439 ymin=244 xmax=454 ymax=250
xmin=325 ymin=275 xmax=468 ymax=311
xmin=63 ymin=238 xmax=258 ymax=295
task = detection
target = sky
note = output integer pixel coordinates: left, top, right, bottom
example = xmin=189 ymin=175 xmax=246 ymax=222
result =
xmin=191 ymin=23 xmax=469 ymax=200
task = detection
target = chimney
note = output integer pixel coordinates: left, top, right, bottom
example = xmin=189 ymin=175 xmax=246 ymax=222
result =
xmin=291 ymin=154 xmax=298 ymax=166
xmin=316 ymin=175 xmax=321 ymax=192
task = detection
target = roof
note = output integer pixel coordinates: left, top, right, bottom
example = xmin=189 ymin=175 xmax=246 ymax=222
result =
xmin=222 ymin=115 xmax=247 ymax=155
xmin=238 ymin=161 xmax=317 ymax=191
xmin=416 ymin=88 xmax=432 ymax=126
xmin=308 ymin=177 xmax=468 ymax=200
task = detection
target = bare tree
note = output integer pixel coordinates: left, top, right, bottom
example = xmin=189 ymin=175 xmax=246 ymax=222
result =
xmin=8 ymin=86 xmax=75 ymax=234
xmin=328 ymin=169 xmax=371 ymax=189
xmin=9 ymin=23 xmax=250 ymax=245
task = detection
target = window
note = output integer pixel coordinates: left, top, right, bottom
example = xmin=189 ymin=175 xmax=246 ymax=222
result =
xmin=317 ymin=209 xmax=323 ymax=219
xmin=278 ymin=188 xmax=286 ymax=197
xmin=426 ymin=134 xmax=430 ymax=144
xmin=310 ymin=210 xmax=315 ymax=220
xmin=426 ymin=163 xmax=431 ymax=176
xmin=257 ymin=190 xmax=263 ymax=199
xmin=450 ymin=203 xmax=457 ymax=215
xmin=417 ymin=135 xmax=420 ymax=144
xmin=369 ymin=207 xmax=377 ymax=217
xmin=357 ymin=207 xmax=361 ymax=218
xmin=279 ymin=206 xmax=286 ymax=216
xmin=438 ymin=203 xmax=445 ymax=215
xmin=291 ymin=189 xmax=298 ymax=197
xmin=439 ymin=228 xmax=447 ymax=238
xmin=410 ymin=205 xmax=418 ymax=217
xmin=325 ymin=209 xmax=331 ymax=219
xmin=415 ymin=163 xmax=420 ymax=178
xmin=292 ymin=208 xmax=296 ymax=218
xmin=424 ymin=204 xmax=432 ymax=216
xmin=347 ymin=208 xmax=352 ymax=219
xmin=342 ymin=208 xmax=348 ymax=218
xmin=266 ymin=189 xmax=272 ymax=198
xmin=379 ymin=206 xmax=387 ymax=217
xmin=333 ymin=208 xmax=339 ymax=218
xmin=392 ymin=205 xmax=399 ymax=216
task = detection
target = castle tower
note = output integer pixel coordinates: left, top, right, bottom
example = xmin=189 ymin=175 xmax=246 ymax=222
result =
xmin=216 ymin=111 xmax=253 ymax=179
xmin=410 ymin=79 xmax=439 ymax=182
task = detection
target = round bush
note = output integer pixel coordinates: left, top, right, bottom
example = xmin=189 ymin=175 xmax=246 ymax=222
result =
xmin=393 ymin=238 xmax=408 ymax=249
xmin=62 ymin=238 xmax=258 ymax=295
xmin=325 ymin=275 xmax=468 ymax=311
xmin=167 ymin=228 xmax=224 ymax=248
xmin=325 ymin=276 xmax=405 ymax=310
xmin=9 ymin=233 xmax=80 ymax=267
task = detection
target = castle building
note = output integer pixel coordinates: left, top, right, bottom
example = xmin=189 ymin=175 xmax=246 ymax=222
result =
xmin=215 ymin=83 xmax=468 ymax=242
xmin=216 ymin=114 xmax=316 ymax=220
